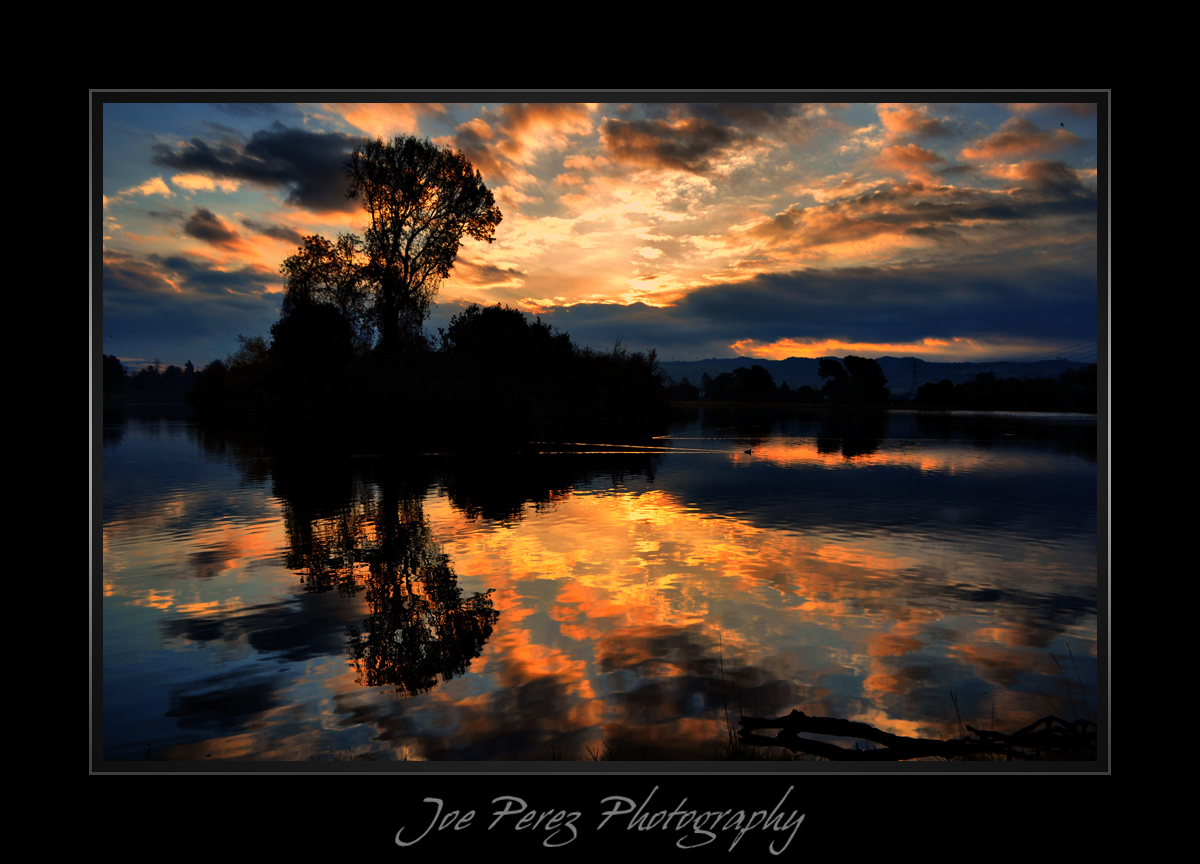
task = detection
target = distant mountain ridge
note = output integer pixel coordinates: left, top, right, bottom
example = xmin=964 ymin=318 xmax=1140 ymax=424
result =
xmin=657 ymin=356 xmax=1095 ymax=397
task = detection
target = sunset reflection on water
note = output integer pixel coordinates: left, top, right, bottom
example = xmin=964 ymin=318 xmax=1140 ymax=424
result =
xmin=102 ymin=407 xmax=1097 ymax=761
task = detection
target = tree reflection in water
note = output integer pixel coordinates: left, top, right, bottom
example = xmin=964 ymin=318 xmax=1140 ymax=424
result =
xmin=276 ymin=456 xmax=498 ymax=698
xmin=345 ymin=493 xmax=498 ymax=697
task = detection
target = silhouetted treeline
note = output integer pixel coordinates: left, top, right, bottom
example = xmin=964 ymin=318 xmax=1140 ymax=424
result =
xmin=185 ymin=303 xmax=670 ymax=446
xmin=104 ymin=355 xmax=198 ymax=397
xmin=916 ymin=365 xmax=1097 ymax=412
xmin=670 ymin=358 xmax=1096 ymax=412
xmin=670 ymin=356 xmax=888 ymax=405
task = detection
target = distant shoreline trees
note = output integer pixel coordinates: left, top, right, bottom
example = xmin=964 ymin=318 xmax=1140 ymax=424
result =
xmin=674 ymin=357 xmax=891 ymax=406
xmin=103 ymin=355 xmax=197 ymax=397
xmin=818 ymin=356 xmax=890 ymax=405
xmin=916 ymin=364 xmax=1096 ymax=412
xmin=663 ymin=357 xmax=1095 ymax=413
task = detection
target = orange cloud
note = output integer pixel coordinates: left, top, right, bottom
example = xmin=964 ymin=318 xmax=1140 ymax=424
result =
xmin=729 ymin=180 xmax=974 ymax=268
xmin=984 ymin=160 xmax=1084 ymax=190
xmin=171 ymin=173 xmax=240 ymax=193
xmin=117 ymin=176 xmax=173 ymax=200
xmin=446 ymin=104 xmax=594 ymax=191
xmin=492 ymin=103 xmax=594 ymax=165
xmin=327 ymin=102 xmax=446 ymax=139
xmin=876 ymin=143 xmax=945 ymax=180
xmin=728 ymin=336 xmax=1046 ymax=363
xmin=961 ymin=117 xmax=1081 ymax=160
xmin=877 ymin=103 xmax=953 ymax=141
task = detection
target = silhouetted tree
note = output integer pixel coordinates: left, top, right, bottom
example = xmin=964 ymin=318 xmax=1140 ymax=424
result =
xmin=270 ymin=303 xmax=355 ymax=375
xmin=279 ymin=233 xmax=372 ymax=350
xmin=735 ymin=364 xmax=779 ymax=401
xmin=667 ymin=376 xmax=700 ymax=400
xmin=103 ymin=354 xmax=126 ymax=394
xmin=346 ymin=136 xmax=503 ymax=352
xmin=187 ymin=359 xmax=229 ymax=418
xmin=130 ymin=360 xmax=164 ymax=393
xmin=1058 ymin=363 xmax=1097 ymax=412
xmin=819 ymin=356 xmax=890 ymax=404
xmin=843 ymin=355 xmax=890 ymax=404
xmin=229 ymin=335 xmax=270 ymax=370
xmin=818 ymin=357 xmax=853 ymax=403
xmin=704 ymin=365 xmax=778 ymax=402
xmin=161 ymin=364 xmax=184 ymax=391
xmin=917 ymin=378 xmax=955 ymax=407
xmin=440 ymin=303 xmax=570 ymax=365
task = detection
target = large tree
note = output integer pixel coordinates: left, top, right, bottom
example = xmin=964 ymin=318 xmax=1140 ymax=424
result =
xmin=345 ymin=136 xmax=503 ymax=352
xmin=819 ymin=356 xmax=890 ymax=404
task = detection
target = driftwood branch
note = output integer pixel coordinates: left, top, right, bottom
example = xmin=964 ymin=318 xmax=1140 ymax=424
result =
xmin=738 ymin=710 xmax=1096 ymax=761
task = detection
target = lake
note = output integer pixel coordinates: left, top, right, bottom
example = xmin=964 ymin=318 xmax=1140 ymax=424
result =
xmin=100 ymin=404 xmax=1098 ymax=761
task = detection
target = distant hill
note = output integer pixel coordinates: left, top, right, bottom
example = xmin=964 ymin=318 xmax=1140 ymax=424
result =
xmin=657 ymin=356 xmax=1095 ymax=398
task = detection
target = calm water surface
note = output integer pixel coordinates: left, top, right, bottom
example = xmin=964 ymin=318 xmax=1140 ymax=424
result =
xmin=101 ymin=405 xmax=1098 ymax=761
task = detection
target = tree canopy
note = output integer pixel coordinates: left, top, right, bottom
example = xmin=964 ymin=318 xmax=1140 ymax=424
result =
xmin=279 ymin=233 xmax=372 ymax=350
xmin=819 ymin=356 xmax=890 ymax=404
xmin=345 ymin=136 xmax=503 ymax=351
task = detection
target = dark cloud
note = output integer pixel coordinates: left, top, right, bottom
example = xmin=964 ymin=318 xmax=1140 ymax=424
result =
xmin=213 ymin=102 xmax=296 ymax=118
xmin=600 ymin=116 xmax=744 ymax=173
xmin=679 ymin=265 xmax=1097 ymax=344
xmin=450 ymin=256 xmax=526 ymax=287
xmin=450 ymin=121 xmax=507 ymax=185
xmin=152 ymin=121 xmax=358 ymax=211
xmin=1011 ymin=160 xmax=1090 ymax=194
xmin=683 ymin=102 xmax=821 ymax=130
xmin=747 ymin=176 xmax=1096 ymax=250
xmin=904 ymin=225 xmax=967 ymax=245
xmin=241 ymin=218 xmax=305 ymax=245
xmin=145 ymin=205 xmax=186 ymax=221
xmin=184 ymin=206 xmax=241 ymax=247
xmin=152 ymin=253 xmax=274 ymax=298
xmin=628 ymin=102 xmax=832 ymax=134
xmin=529 ymin=260 xmax=1096 ymax=360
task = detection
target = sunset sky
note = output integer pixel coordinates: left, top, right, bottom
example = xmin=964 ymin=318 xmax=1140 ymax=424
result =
xmin=98 ymin=94 xmax=1104 ymax=372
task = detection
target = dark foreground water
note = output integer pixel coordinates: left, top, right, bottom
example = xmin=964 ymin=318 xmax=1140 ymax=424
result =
xmin=100 ymin=404 xmax=1099 ymax=761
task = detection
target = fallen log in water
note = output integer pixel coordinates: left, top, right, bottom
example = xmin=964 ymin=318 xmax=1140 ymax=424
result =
xmin=737 ymin=710 xmax=1096 ymax=761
